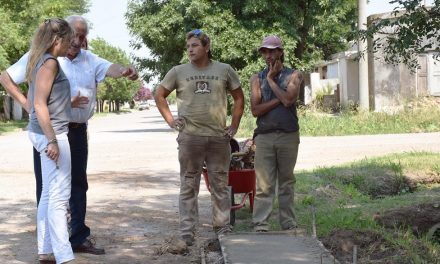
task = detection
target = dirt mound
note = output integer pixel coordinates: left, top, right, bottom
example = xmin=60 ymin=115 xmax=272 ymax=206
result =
xmin=154 ymin=235 xmax=188 ymax=255
xmin=312 ymin=184 xmax=341 ymax=200
xmin=374 ymin=202 xmax=440 ymax=236
xmin=321 ymin=229 xmax=406 ymax=264
xmin=337 ymin=164 xmax=440 ymax=199
xmin=405 ymin=171 xmax=440 ymax=185
xmin=338 ymin=168 xmax=416 ymax=198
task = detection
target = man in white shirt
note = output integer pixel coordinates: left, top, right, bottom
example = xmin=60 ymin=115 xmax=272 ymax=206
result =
xmin=0 ymin=15 xmax=138 ymax=255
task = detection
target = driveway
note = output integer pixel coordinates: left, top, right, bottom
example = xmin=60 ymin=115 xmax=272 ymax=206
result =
xmin=0 ymin=106 xmax=439 ymax=263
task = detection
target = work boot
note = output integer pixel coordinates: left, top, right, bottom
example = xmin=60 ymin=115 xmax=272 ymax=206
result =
xmin=181 ymin=234 xmax=195 ymax=246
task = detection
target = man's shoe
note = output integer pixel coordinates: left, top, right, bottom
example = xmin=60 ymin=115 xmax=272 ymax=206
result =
xmin=282 ymin=222 xmax=298 ymax=231
xmin=181 ymin=235 xmax=195 ymax=246
xmin=254 ymin=225 xmax=269 ymax=232
xmin=39 ymin=260 xmax=56 ymax=264
xmin=215 ymin=225 xmax=232 ymax=236
xmin=72 ymin=238 xmax=105 ymax=255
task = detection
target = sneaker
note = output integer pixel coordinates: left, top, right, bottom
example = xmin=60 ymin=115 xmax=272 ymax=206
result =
xmin=254 ymin=225 xmax=269 ymax=232
xmin=181 ymin=234 xmax=195 ymax=246
xmin=282 ymin=223 xmax=298 ymax=231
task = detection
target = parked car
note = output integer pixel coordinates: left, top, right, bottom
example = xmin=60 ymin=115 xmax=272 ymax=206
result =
xmin=138 ymin=101 xmax=150 ymax=111
xmin=146 ymin=99 xmax=156 ymax=107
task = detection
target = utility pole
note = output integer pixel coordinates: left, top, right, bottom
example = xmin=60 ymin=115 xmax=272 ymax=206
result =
xmin=358 ymin=0 xmax=369 ymax=110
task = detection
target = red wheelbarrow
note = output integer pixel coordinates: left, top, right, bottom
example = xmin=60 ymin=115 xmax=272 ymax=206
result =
xmin=202 ymin=155 xmax=256 ymax=225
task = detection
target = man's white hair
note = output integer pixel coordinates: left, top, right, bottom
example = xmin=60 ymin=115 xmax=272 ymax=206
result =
xmin=65 ymin=15 xmax=89 ymax=35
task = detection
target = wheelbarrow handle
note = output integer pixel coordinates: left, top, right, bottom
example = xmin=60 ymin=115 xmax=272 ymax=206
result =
xmin=231 ymin=152 xmax=248 ymax=157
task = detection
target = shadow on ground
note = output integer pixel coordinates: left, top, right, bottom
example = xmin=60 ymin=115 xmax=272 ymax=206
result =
xmin=0 ymin=170 xmax=210 ymax=263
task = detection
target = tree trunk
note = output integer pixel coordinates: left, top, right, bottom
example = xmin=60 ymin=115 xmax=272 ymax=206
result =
xmin=294 ymin=0 xmax=312 ymax=62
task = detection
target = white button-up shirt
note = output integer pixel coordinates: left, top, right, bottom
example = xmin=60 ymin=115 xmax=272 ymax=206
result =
xmin=7 ymin=50 xmax=112 ymax=123
xmin=58 ymin=50 xmax=111 ymax=123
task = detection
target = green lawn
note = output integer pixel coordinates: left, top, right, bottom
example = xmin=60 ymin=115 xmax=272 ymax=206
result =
xmin=0 ymin=120 xmax=28 ymax=135
xmin=236 ymin=98 xmax=440 ymax=138
xmin=233 ymin=152 xmax=440 ymax=263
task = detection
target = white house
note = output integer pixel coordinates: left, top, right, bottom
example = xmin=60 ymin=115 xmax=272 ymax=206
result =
xmin=309 ymin=10 xmax=440 ymax=111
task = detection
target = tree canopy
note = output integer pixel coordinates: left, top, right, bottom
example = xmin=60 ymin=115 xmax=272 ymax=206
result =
xmin=0 ymin=0 xmax=90 ymax=70
xmin=126 ymin=0 xmax=358 ymax=85
xmin=89 ymin=38 xmax=141 ymax=110
xmin=358 ymin=0 xmax=439 ymax=68
xmin=133 ymin=86 xmax=153 ymax=101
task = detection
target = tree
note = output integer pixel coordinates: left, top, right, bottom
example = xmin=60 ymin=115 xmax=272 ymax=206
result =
xmin=89 ymin=38 xmax=141 ymax=112
xmin=358 ymin=0 xmax=439 ymax=68
xmin=126 ymin=0 xmax=357 ymax=86
xmin=0 ymin=0 xmax=90 ymax=70
xmin=133 ymin=86 xmax=153 ymax=101
xmin=0 ymin=0 xmax=89 ymax=119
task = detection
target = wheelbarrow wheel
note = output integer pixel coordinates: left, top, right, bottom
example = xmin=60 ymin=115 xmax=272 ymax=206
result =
xmin=230 ymin=187 xmax=235 ymax=226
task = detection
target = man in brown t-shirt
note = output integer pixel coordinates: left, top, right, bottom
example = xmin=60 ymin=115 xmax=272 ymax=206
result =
xmin=155 ymin=29 xmax=244 ymax=246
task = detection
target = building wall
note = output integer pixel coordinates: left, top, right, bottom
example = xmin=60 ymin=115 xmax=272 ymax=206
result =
xmin=346 ymin=59 xmax=359 ymax=104
xmin=367 ymin=11 xmax=439 ymax=111
xmin=327 ymin=63 xmax=339 ymax=79
xmin=338 ymin=59 xmax=348 ymax=106
xmin=369 ymin=55 xmax=402 ymax=111
xmin=428 ymin=52 xmax=440 ymax=95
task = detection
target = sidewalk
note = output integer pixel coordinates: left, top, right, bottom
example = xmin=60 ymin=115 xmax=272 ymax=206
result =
xmin=219 ymin=231 xmax=339 ymax=264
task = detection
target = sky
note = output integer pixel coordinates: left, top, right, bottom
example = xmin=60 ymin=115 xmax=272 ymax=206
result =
xmin=84 ymin=0 xmax=138 ymax=56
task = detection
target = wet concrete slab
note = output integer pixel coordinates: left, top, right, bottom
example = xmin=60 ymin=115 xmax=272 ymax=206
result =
xmin=218 ymin=231 xmax=338 ymax=264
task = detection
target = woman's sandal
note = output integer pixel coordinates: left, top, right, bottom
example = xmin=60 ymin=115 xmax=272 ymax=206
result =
xmin=39 ymin=253 xmax=74 ymax=263
xmin=38 ymin=254 xmax=56 ymax=264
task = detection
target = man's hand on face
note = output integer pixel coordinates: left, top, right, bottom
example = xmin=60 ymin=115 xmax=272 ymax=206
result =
xmin=71 ymin=91 xmax=90 ymax=108
xmin=267 ymin=59 xmax=282 ymax=80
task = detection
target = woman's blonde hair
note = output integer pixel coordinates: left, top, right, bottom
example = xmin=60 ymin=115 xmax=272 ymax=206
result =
xmin=25 ymin=18 xmax=73 ymax=82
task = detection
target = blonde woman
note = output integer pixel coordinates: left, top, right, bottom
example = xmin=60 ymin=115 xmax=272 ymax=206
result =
xmin=26 ymin=18 xmax=74 ymax=264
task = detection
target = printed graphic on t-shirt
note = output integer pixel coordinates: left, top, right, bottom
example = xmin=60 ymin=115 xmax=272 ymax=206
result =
xmin=195 ymin=81 xmax=211 ymax=94
xmin=185 ymin=75 xmax=219 ymax=82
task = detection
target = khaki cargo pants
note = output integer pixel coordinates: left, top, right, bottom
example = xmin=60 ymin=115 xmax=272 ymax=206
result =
xmin=177 ymin=132 xmax=231 ymax=236
xmin=252 ymin=131 xmax=300 ymax=231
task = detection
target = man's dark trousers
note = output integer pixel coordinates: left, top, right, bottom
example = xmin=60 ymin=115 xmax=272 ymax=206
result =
xmin=33 ymin=148 xmax=42 ymax=205
xmin=68 ymin=123 xmax=91 ymax=247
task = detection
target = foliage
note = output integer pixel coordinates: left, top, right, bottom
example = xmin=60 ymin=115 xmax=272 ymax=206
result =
xmin=166 ymin=89 xmax=177 ymax=105
xmin=314 ymin=84 xmax=335 ymax=105
xmin=357 ymin=0 xmax=440 ymax=68
xmin=89 ymin=38 xmax=141 ymax=109
xmin=126 ymin=0 xmax=357 ymax=91
xmin=0 ymin=0 xmax=90 ymax=70
xmin=235 ymin=97 xmax=440 ymax=137
xmin=0 ymin=0 xmax=89 ymax=119
xmin=133 ymin=86 xmax=153 ymax=101
xmin=0 ymin=119 xmax=27 ymax=135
